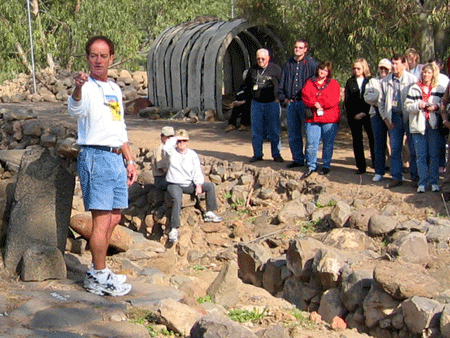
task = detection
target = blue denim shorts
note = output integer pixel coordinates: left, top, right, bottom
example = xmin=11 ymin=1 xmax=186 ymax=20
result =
xmin=77 ymin=146 xmax=128 ymax=211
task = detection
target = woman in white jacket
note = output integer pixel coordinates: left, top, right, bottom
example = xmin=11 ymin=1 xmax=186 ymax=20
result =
xmin=163 ymin=129 xmax=222 ymax=242
xmin=364 ymin=59 xmax=392 ymax=182
xmin=405 ymin=63 xmax=445 ymax=193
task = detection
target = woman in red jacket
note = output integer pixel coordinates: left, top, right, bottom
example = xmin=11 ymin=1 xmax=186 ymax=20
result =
xmin=301 ymin=61 xmax=341 ymax=177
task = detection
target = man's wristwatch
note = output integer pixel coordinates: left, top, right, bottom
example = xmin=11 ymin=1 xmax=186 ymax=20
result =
xmin=126 ymin=160 xmax=136 ymax=165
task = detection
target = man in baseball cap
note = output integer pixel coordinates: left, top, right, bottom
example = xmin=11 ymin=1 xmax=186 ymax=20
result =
xmin=152 ymin=126 xmax=175 ymax=191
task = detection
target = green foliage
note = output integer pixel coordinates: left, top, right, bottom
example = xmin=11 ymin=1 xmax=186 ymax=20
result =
xmin=190 ymin=264 xmax=207 ymax=271
xmin=236 ymin=0 xmax=450 ymax=79
xmin=0 ymin=0 xmax=232 ymax=81
xmin=197 ymin=294 xmax=212 ymax=304
xmin=286 ymin=309 xmax=317 ymax=329
xmin=316 ymin=200 xmax=336 ymax=208
xmin=228 ymin=307 xmax=266 ymax=323
xmin=128 ymin=308 xmax=180 ymax=336
xmin=296 ymin=219 xmax=321 ymax=235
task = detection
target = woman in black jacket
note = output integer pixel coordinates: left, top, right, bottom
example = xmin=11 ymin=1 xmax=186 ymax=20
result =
xmin=344 ymin=58 xmax=375 ymax=174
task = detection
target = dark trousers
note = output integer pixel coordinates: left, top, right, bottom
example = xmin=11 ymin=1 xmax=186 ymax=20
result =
xmin=167 ymin=182 xmax=217 ymax=229
xmin=349 ymin=115 xmax=375 ymax=171
xmin=228 ymin=102 xmax=251 ymax=127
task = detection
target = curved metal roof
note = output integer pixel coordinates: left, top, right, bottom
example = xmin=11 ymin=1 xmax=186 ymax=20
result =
xmin=147 ymin=18 xmax=284 ymax=120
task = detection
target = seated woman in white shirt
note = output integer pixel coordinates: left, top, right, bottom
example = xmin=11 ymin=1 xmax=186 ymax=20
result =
xmin=163 ymin=129 xmax=222 ymax=242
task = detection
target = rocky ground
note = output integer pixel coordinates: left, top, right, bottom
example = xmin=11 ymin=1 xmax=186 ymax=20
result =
xmin=1 ymin=101 xmax=449 ymax=338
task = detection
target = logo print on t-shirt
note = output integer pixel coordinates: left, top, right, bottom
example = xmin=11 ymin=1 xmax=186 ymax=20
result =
xmin=105 ymin=95 xmax=122 ymax=121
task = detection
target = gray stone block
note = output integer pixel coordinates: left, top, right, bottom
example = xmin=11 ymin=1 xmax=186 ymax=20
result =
xmin=21 ymin=245 xmax=67 ymax=281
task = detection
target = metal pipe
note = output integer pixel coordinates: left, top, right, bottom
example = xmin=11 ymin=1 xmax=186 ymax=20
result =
xmin=26 ymin=0 xmax=37 ymax=94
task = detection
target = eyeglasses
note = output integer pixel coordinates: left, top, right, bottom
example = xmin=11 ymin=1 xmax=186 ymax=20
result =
xmin=256 ymin=58 xmax=267 ymax=61
xmin=379 ymin=67 xmax=389 ymax=71
xmin=177 ymin=139 xmax=188 ymax=143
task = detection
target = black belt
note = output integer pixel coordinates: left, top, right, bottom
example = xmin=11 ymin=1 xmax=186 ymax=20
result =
xmin=82 ymin=145 xmax=122 ymax=154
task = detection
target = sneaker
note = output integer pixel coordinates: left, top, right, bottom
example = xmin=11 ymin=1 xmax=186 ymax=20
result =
xmin=238 ymin=125 xmax=250 ymax=131
xmin=417 ymin=185 xmax=426 ymax=193
xmin=168 ymin=228 xmax=179 ymax=242
xmin=302 ymin=169 xmax=316 ymax=179
xmin=225 ymin=124 xmax=236 ymax=132
xmin=440 ymin=167 xmax=446 ymax=174
xmin=87 ymin=266 xmax=127 ymax=284
xmin=273 ymin=156 xmax=284 ymax=163
xmin=355 ymin=169 xmax=366 ymax=174
xmin=372 ymin=174 xmax=383 ymax=182
xmin=84 ymin=270 xmax=131 ymax=296
xmin=431 ymin=184 xmax=440 ymax=192
xmin=204 ymin=211 xmax=223 ymax=223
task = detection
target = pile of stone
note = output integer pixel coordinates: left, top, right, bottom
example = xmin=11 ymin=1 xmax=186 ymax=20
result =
xmin=2 ymin=106 xmax=450 ymax=337
xmin=0 ymin=67 xmax=148 ymax=104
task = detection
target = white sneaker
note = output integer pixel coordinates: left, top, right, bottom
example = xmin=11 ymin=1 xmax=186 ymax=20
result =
xmin=84 ymin=270 xmax=131 ymax=296
xmin=204 ymin=211 xmax=223 ymax=223
xmin=168 ymin=228 xmax=179 ymax=242
xmin=88 ymin=266 xmax=127 ymax=284
xmin=431 ymin=184 xmax=440 ymax=192
xmin=417 ymin=185 xmax=426 ymax=193
xmin=372 ymin=174 xmax=383 ymax=182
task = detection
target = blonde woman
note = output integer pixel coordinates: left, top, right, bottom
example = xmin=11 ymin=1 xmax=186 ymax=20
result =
xmin=344 ymin=58 xmax=375 ymax=174
xmin=405 ymin=63 xmax=445 ymax=192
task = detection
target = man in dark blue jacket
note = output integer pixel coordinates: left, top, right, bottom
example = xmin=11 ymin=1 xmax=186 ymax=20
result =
xmin=278 ymin=39 xmax=318 ymax=168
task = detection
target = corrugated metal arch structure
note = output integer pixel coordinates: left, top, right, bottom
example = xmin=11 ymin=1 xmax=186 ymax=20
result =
xmin=147 ymin=18 xmax=285 ymax=120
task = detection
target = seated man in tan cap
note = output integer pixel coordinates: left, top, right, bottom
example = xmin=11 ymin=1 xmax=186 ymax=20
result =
xmin=163 ymin=129 xmax=222 ymax=242
xmin=152 ymin=126 xmax=175 ymax=191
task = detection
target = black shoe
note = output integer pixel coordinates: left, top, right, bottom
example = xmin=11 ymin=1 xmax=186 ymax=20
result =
xmin=319 ymin=168 xmax=330 ymax=175
xmin=302 ymin=169 xmax=316 ymax=179
xmin=249 ymin=156 xmax=263 ymax=163
xmin=274 ymin=156 xmax=284 ymax=163
xmin=356 ymin=169 xmax=366 ymax=174
xmin=286 ymin=161 xmax=304 ymax=169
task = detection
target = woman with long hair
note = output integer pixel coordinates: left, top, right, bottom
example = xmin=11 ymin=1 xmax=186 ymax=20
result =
xmin=405 ymin=63 xmax=445 ymax=192
xmin=344 ymin=58 xmax=375 ymax=174
xmin=301 ymin=61 xmax=341 ymax=177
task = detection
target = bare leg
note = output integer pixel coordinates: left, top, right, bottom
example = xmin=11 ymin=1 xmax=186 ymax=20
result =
xmin=90 ymin=209 xmax=122 ymax=270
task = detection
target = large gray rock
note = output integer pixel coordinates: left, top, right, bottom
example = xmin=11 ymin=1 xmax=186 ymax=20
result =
xmin=237 ymin=243 xmax=272 ymax=287
xmin=340 ymin=265 xmax=374 ymax=312
xmin=368 ymin=215 xmax=399 ymax=236
xmin=157 ymin=298 xmax=202 ymax=336
xmin=286 ymin=237 xmax=326 ymax=279
xmin=4 ymin=148 xmax=75 ymax=273
xmin=363 ymin=284 xmax=400 ymax=328
xmin=426 ymin=224 xmax=450 ymax=249
xmin=373 ymin=261 xmax=441 ymax=300
xmin=402 ymin=296 xmax=444 ymax=335
xmin=207 ymin=260 xmax=239 ymax=307
xmin=347 ymin=208 xmax=379 ymax=232
xmin=256 ymin=325 xmax=289 ymax=338
xmin=282 ymin=276 xmax=307 ymax=310
xmin=190 ymin=313 xmax=258 ymax=338
xmin=312 ymin=248 xmax=345 ymax=289
xmin=276 ymin=199 xmax=308 ymax=224
xmin=323 ymin=228 xmax=375 ymax=251
xmin=329 ymin=201 xmax=352 ymax=228
xmin=440 ymin=304 xmax=450 ymax=338
xmin=21 ymin=244 xmax=67 ymax=281
xmin=386 ymin=232 xmax=429 ymax=263
xmin=262 ymin=256 xmax=287 ymax=296
xmin=318 ymin=288 xmax=347 ymax=323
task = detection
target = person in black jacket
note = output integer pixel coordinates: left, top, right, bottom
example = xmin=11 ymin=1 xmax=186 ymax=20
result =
xmin=244 ymin=48 xmax=283 ymax=163
xmin=344 ymin=58 xmax=375 ymax=174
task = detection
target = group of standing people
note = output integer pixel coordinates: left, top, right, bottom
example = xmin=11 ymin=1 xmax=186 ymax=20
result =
xmin=238 ymin=41 xmax=450 ymax=193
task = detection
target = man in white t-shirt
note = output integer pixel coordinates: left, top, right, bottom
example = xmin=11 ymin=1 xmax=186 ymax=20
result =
xmin=68 ymin=36 xmax=138 ymax=296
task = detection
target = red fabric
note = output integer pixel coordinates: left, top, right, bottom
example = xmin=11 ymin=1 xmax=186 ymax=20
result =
xmin=302 ymin=78 xmax=341 ymax=123
xmin=418 ymin=82 xmax=432 ymax=121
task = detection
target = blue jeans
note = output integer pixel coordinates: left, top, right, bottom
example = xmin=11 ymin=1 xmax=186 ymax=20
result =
xmin=388 ymin=113 xmax=418 ymax=181
xmin=286 ymin=100 xmax=305 ymax=164
xmin=305 ymin=122 xmax=339 ymax=170
xmin=251 ymin=100 xmax=281 ymax=159
xmin=371 ymin=112 xmax=388 ymax=176
xmin=412 ymin=123 xmax=440 ymax=186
